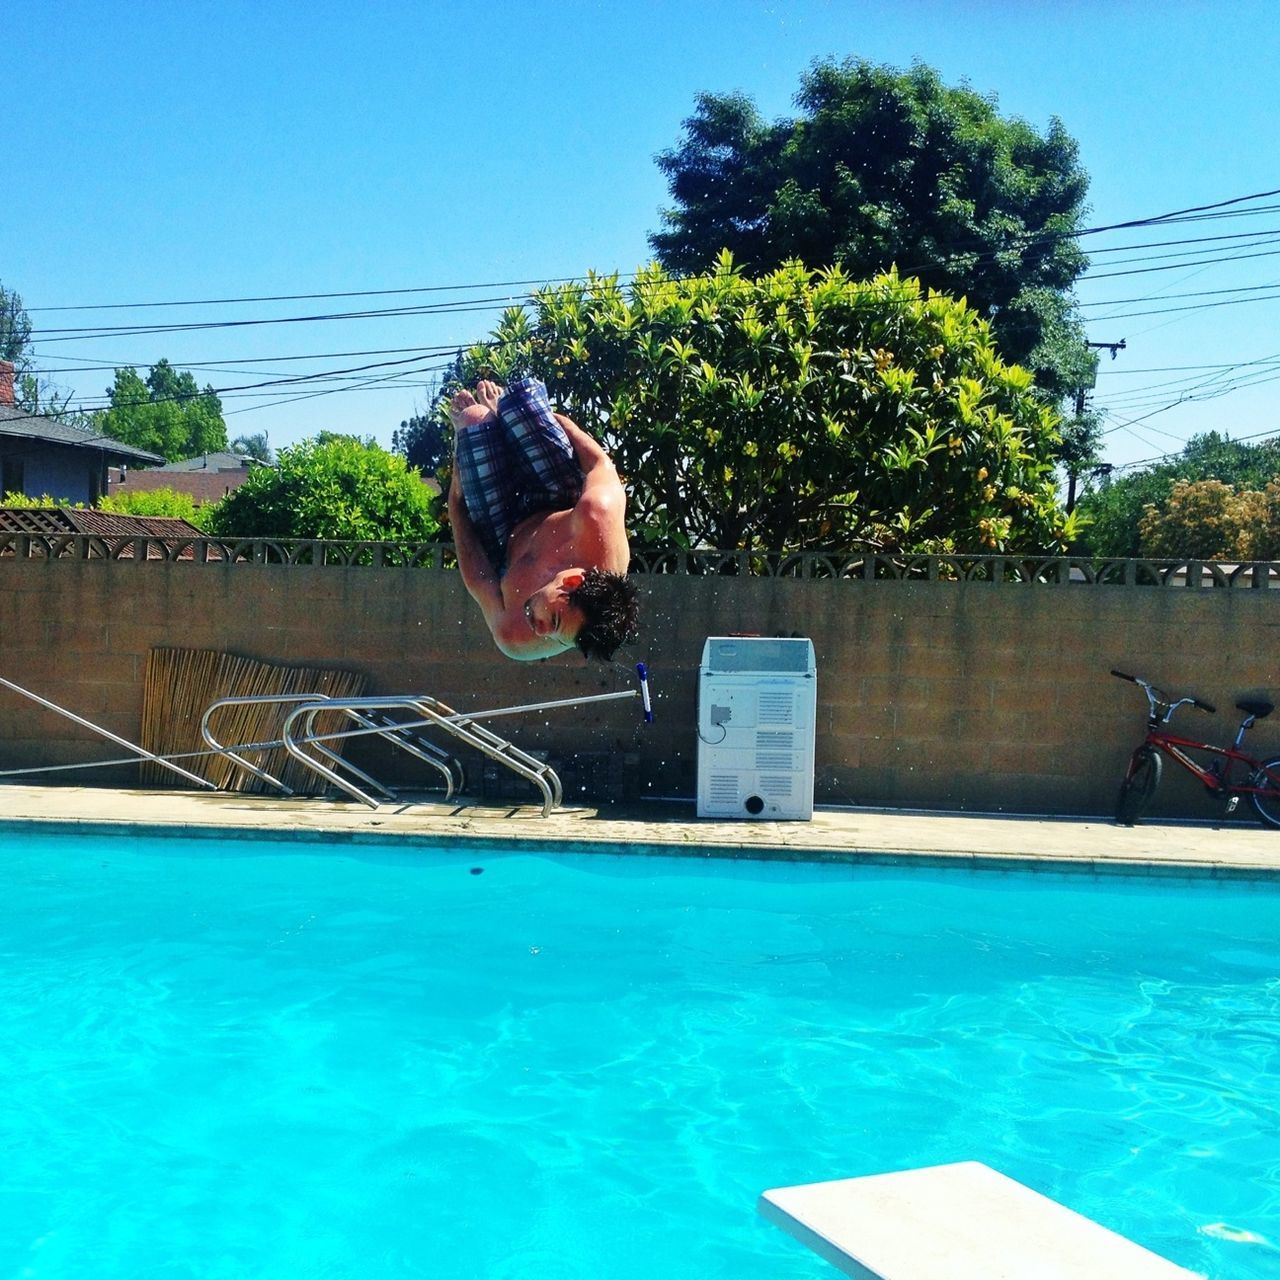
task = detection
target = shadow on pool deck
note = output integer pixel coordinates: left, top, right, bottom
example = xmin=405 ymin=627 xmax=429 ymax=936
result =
xmin=1 ymin=783 xmax=1278 ymax=877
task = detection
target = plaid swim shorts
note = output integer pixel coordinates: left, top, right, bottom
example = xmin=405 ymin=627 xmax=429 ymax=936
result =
xmin=454 ymin=377 xmax=584 ymax=575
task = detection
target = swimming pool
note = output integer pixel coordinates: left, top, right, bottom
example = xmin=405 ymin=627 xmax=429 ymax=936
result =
xmin=2 ymin=830 xmax=1276 ymax=1279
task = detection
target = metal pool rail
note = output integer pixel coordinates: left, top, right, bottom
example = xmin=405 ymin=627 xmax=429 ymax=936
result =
xmin=200 ymin=686 xmax=647 ymax=816
xmin=1 ymin=668 xmax=653 ymax=818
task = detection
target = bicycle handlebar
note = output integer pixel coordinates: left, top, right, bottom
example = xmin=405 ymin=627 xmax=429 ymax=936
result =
xmin=1110 ymin=668 xmax=1215 ymax=715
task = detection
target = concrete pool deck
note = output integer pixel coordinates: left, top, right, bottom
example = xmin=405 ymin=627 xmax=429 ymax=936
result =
xmin=2 ymin=783 xmax=1279 ymax=876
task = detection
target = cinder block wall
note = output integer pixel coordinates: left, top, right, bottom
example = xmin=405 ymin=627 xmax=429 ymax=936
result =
xmin=1 ymin=558 xmax=1277 ymax=819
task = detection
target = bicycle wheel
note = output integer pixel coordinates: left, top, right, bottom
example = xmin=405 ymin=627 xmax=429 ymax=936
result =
xmin=1249 ymin=756 xmax=1280 ymax=829
xmin=1116 ymin=747 xmax=1162 ymax=825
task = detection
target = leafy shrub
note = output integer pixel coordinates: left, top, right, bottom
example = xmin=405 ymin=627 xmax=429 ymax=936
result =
xmin=1139 ymin=479 xmax=1280 ymax=560
xmin=451 ymin=257 xmax=1075 ymax=554
xmin=1076 ymin=432 xmax=1280 ymax=557
xmin=0 ymin=491 xmax=74 ymax=508
xmin=207 ymin=436 xmax=438 ymax=542
xmin=98 ymin=486 xmax=214 ymax=530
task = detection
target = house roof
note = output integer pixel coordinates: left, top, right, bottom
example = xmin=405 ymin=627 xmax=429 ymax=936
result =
xmin=0 ymin=506 xmax=204 ymax=540
xmin=152 ymin=451 xmax=261 ymax=473
xmin=108 ymin=467 xmax=254 ymax=505
xmin=0 ymin=404 xmax=165 ymax=466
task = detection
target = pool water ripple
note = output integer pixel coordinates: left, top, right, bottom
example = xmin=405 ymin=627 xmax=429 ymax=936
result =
xmin=1 ymin=832 xmax=1278 ymax=1279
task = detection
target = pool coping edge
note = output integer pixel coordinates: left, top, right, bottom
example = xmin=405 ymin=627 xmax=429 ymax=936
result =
xmin=3 ymin=815 xmax=1277 ymax=883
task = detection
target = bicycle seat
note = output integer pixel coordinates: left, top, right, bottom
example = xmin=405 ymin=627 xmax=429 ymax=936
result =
xmin=1236 ymin=699 xmax=1274 ymax=719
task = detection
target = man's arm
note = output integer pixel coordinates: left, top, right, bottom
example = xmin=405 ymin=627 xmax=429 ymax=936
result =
xmin=554 ymin=413 xmax=612 ymax=477
xmin=447 ymin=483 xmax=506 ymax=629
xmin=554 ymin=413 xmax=629 ymax=573
xmin=555 ymin=412 xmax=624 ymax=507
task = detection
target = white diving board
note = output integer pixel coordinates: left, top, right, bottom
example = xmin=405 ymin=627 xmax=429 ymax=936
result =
xmin=758 ymin=1161 xmax=1201 ymax=1280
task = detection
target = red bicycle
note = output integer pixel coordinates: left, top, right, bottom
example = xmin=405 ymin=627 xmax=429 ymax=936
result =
xmin=1112 ymin=669 xmax=1280 ymax=828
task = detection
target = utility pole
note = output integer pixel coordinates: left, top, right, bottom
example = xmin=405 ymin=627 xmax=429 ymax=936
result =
xmin=1066 ymin=339 xmax=1127 ymax=512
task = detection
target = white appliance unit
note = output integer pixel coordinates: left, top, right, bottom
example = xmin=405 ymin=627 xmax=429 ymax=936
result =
xmin=697 ymin=636 xmax=817 ymax=820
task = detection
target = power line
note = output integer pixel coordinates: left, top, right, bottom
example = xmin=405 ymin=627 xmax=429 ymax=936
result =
xmin=1080 ymin=279 xmax=1280 ymax=308
xmin=1100 ymin=410 xmax=1186 ymax=452
xmin=1098 ymin=348 xmax=1280 ymax=400
xmin=22 ymin=186 xmax=1280 ymax=323
xmin=222 ymin=357 xmax=460 ymax=418
xmin=0 ymin=353 xmax=463 ymax=460
xmin=1096 ymin=357 xmax=1280 ymax=375
xmin=19 ymin=184 xmax=1280 ymax=437
xmin=27 ymin=256 xmax=1270 ymax=349
xmin=1085 ymin=290 xmax=1280 ymax=323
xmin=1097 ymin=363 xmax=1280 ymax=433
xmin=27 ymin=347 xmax=469 ymax=420
xmin=1080 ymin=244 xmax=1280 ymax=281
xmin=22 ymin=273 xmax=620 ymax=313
xmin=1084 ymin=226 xmax=1280 ymax=257
xmin=1099 ymin=354 xmax=1280 ymax=404
xmin=22 ymin=268 xmax=1021 ymax=348
xmin=25 ymin=342 xmax=474 ymax=378
xmin=52 ymin=348 xmax=482 ymax=416
xmin=29 ymin=294 xmax=531 ymax=343
xmin=33 ymin=289 xmax=1280 ymax=420
xmin=15 ymin=218 xmax=1280 ymax=383
xmin=1081 ymin=186 xmax=1280 ymax=230
xmin=1104 ymin=422 xmax=1280 ymax=474
xmin=887 ymin=190 xmax=1280 ymax=277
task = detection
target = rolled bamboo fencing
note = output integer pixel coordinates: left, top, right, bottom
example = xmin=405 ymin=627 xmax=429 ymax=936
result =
xmin=140 ymin=647 xmax=368 ymax=792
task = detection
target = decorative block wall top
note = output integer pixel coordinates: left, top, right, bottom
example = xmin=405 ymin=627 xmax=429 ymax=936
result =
xmin=1 ymin=533 xmax=1278 ymax=588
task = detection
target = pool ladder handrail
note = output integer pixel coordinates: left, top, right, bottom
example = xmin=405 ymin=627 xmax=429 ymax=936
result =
xmin=281 ymin=694 xmax=563 ymax=815
xmin=0 ymin=674 xmax=643 ymax=810
xmin=200 ymin=690 xmax=638 ymax=816
xmin=200 ymin=693 xmax=465 ymax=803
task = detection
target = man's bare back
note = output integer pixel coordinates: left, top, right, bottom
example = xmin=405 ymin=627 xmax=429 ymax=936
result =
xmin=446 ymin=379 xmax=636 ymax=661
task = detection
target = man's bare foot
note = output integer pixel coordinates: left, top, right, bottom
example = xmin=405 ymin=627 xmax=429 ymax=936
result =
xmin=475 ymin=380 xmax=505 ymax=415
xmin=449 ymin=389 xmax=491 ymax=431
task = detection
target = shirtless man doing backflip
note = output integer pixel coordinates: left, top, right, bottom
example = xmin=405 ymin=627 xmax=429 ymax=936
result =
xmin=447 ymin=377 xmax=639 ymax=662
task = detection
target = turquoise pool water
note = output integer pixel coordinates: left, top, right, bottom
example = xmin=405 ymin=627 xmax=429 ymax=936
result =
xmin=1 ymin=830 xmax=1277 ymax=1279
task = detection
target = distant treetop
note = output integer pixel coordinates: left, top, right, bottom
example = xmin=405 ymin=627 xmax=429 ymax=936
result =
xmin=98 ymin=359 xmax=228 ymax=462
xmin=651 ymin=57 xmax=1095 ymax=401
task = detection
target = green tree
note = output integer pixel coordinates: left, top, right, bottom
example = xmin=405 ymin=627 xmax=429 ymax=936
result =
xmin=450 ymin=258 xmax=1075 ymax=555
xmin=1137 ymin=478 xmax=1280 ymax=561
xmin=230 ymin=431 xmax=274 ymax=464
xmin=315 ymin=429 xmax=377 ymax=450
xmin=1058 ymin=405 xmax=1103 ymax=512
xmin=1076 ymin=432 xmax=1280 ymax=556
xmin=393 ymin=362 xmax=458 ymax=476
xmin=1138 ymin=479 xmax=1237 ymax=559
xmin=650 ymin=58 xmax=1094 ymax=401
xmin=0 ymin=282 xmax=32 ymax=369
xmin=392 ymin=410 xmax=449 ymax=475
xmin=1236 ymin=482 xmax=1280 ymax=561
xmin=98 ymin=359 xmax=228 ymax=461
xmin=1 ymin=280 xmax=78 ymax=417
xmin=207 ymin=436 xmax=439 ymax=542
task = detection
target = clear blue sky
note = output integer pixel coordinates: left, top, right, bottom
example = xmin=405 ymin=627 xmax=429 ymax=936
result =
xmin=7 ymin=0 xmax=1278 ymax=474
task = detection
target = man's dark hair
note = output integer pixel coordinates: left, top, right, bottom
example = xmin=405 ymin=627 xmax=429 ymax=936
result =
xmin=568 ymin=569 xmax=640 ymax=661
